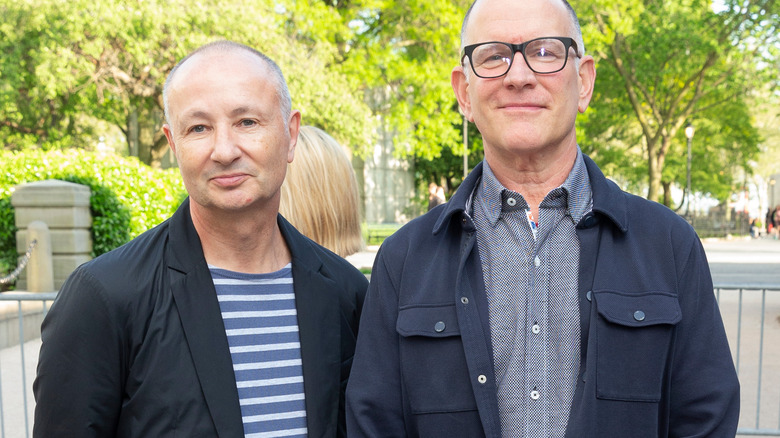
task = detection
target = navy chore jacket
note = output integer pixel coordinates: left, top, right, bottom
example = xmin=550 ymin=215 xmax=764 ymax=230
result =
xmin=346 ymin=155 xmax=739 ymax=437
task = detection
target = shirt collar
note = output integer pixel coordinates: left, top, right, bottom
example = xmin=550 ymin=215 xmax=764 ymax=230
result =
xmin=475 ymin=149 xmax=592 ymax=226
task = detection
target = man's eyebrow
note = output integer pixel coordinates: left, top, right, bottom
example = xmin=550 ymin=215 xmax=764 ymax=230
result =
xmin=230 ymin=106 xmax=251 ymax=116
xmin=230 ymin=106 xmax=268 ymax=118
xmin=180 ymin=110 xmax=210 ymax=122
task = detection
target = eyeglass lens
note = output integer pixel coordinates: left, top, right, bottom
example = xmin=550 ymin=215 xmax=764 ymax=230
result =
xmin=470 ymin=38 xmax=569 ymax=77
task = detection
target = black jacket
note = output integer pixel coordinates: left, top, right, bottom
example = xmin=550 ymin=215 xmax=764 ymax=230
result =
xmin=34 ymin=199 xmax=367 ymax=437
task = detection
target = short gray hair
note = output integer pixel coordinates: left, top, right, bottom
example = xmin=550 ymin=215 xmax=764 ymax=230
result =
xmin=163 ymin=40 xmax=292 ymax=127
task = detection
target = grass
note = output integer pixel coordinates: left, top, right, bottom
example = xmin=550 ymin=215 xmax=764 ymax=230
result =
xmin=363 ymin=223 xmax=402 ymax=246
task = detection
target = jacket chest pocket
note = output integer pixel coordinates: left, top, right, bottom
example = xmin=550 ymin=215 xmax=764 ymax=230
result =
xmin=396 ymin=304 xmax=478 ymax=415
xmin=593 ymin=290 xmax=681 ymax=402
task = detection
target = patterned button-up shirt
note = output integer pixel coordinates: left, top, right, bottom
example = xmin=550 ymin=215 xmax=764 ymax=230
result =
xmin=471 ymin=150 xmax=592 ymax=438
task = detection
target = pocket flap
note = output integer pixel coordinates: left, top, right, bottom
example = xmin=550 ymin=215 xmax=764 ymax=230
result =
xmin=397 ymin=304 xmax=460 ymax=337
xmin=593 ymin=290 xmax=681 ymax=327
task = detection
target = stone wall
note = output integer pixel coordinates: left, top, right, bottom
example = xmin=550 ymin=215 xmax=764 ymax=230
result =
xmin=11 ymin=180 xmax=92 ymax=290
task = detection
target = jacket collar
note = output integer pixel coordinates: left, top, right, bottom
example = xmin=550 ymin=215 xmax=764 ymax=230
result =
xmin=278 ymin=214 xmax=342 ymax=437
xmin=166 ymin=200 xmax=340 ymax=437
xmin=582 ymin=154 xmax=628 ymax=233
xmin=166 ymin=198 xmax=245 ymax=437
xmin=433 ymin=154 xmax=629 ymax=234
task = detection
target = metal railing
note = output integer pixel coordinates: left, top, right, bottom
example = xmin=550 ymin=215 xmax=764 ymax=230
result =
xmin=0 ymin=285 xmax=775 ymax=436
xmin=716 ymin=283 xmax=780 ymax=436
xmin=0 ymin=292 xmax=55 ymax=438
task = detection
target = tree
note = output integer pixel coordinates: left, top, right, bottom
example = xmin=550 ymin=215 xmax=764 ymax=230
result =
xmin=283 ymin=0 xmax=470 ymax=157
xmin=0 ymin=0 xmax=102 ymax=151
xmin=576 ymin=0 xmax=776 ymax=204
xmin=0 ymin=0 xmax=375 ymax=167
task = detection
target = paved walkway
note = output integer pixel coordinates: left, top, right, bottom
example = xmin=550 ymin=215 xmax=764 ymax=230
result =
xmin=345 ymin=244 xmax=380 ymax=271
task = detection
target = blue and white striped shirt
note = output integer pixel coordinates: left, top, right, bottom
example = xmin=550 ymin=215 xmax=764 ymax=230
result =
xmin=211 ymin=263 xmax=308 ymax=438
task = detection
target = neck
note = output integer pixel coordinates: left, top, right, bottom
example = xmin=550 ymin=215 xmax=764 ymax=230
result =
xmin=190 ymin=203 xmax=290 ymax=274
xmin=485 ymin=144 xmax=578 ymax=220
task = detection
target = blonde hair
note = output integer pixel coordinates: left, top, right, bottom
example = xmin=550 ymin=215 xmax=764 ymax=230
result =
xmin=279 ymin=126 xmax=365 ymax=257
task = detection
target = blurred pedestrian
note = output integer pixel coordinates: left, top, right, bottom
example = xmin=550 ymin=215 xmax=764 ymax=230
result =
xmin=427 ymin=182 xmax=445 ymax=211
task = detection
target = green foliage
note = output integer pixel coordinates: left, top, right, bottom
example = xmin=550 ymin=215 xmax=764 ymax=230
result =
xmin=414 ymin=119 xmax=484 ymax=197
xmin=280 ymin=0 xmax=470 ymax=162
xmin=1 ymin=0 xmax=775 ymax=209
xmin=0 ymin=149 xmax=186 ymax=271
xmin=0 ymin=0 xmax=377 ymax=164
xmin=574 ymin=0 xmax=772 ymax=203
xmin=0 ymin=0 xmax=472 ymax=188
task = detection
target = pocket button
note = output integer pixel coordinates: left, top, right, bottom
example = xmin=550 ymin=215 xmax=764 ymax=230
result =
xmin=633 ymin=310 xmax=646 ymax=321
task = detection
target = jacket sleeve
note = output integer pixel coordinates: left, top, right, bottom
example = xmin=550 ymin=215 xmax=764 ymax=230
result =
xmin=346 ymin=248 xmax=408 ymax=437
xmin=668 ymin=238 xmax=740 ymax=436
xmin=33 ymin=266 xmax=124 ymax=437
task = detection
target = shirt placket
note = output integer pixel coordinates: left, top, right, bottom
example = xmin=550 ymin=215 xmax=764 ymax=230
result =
xmin=525 ymin=207 xmax=556 ymax=438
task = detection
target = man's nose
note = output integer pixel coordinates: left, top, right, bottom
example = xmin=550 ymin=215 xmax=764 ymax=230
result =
xmin=504 ymin=51 xmax=537 ymax=84
xmin=211 ymin=126 xmax=241 ymax=164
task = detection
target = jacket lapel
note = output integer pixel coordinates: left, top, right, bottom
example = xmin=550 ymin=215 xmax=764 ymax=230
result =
xmin=279 ymin=216 xmax=341 ymax=438
xmin=166 ymin=200 xmax=245 ymax=437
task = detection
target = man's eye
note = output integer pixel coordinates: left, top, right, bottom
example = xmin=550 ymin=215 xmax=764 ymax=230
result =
xmin=190 ymin=125 xmax=206 ymax=133
xmin=240 ymin=119 xmax=257 ymax=127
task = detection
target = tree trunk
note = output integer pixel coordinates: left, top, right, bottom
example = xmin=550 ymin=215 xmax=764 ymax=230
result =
xmin=135 ymin=106 xmax=166 ymax=167
xmin=126 ymin=108 xmax=139 ymax=157
xmin=150 ymin=135 xmax=173 ymax=169
xmin=662 ymin=181 xmax=673 ymax=207
xmin=647 ymin=139 xmax=659 ymax=202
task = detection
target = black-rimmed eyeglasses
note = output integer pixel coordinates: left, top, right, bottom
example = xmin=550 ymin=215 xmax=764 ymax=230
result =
xmin=461 ymin=37 xmax=581 ymax=78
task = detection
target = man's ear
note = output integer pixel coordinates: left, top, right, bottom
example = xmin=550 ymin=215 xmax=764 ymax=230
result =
xmin=163 ymin=124 xmax=177 ymax=156
xmin=452 ymin=65 xmax=474 ymax=122
xmin=287 ymin=110 xmax=301 ymax=163
xmin=577 ymin=55 xmax=596 ymax=113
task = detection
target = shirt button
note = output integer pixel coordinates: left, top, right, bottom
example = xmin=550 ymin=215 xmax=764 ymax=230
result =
xmin=530 ymin=390 xmax=540 ymax=400
xmin=534 ymin=256 xmax=541 ymax=267
xmin=634 ymin=310 xmax=646 ymax=321
xmin=507 ymin=197 xmax=517 ymax=206
xmin=531 ymin=324 xmax=540 ymax=334
xmin=434 ymin=321 xmax=446 ymax=332
xmin=461 ymin=297 xmax=469 ymax=304
xmin=478 ymin=375 xmax=487 ymax=384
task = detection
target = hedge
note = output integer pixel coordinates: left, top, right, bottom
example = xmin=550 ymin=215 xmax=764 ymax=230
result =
xmin=1 ymin=149 xmax=187 ymax=277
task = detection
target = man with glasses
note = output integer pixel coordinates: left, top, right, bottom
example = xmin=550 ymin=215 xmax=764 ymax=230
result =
xmin=346 ymin=0 xmax=739 ymax=436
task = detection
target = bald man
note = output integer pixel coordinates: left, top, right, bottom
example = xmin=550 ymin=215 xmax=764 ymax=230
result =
xmin=34 ymin=41 xmax=367 ymax=438
xmin=346 ymin=0 xmax=739 ymax=436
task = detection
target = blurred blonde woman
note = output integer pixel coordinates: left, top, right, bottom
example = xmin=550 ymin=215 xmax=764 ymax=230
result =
xmin=280 ymin=125 xmax=365 ymax=257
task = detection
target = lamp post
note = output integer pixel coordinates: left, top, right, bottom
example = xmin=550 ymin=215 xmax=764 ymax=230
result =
xmin=685 ymin=123 xmax=695 ymax=217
